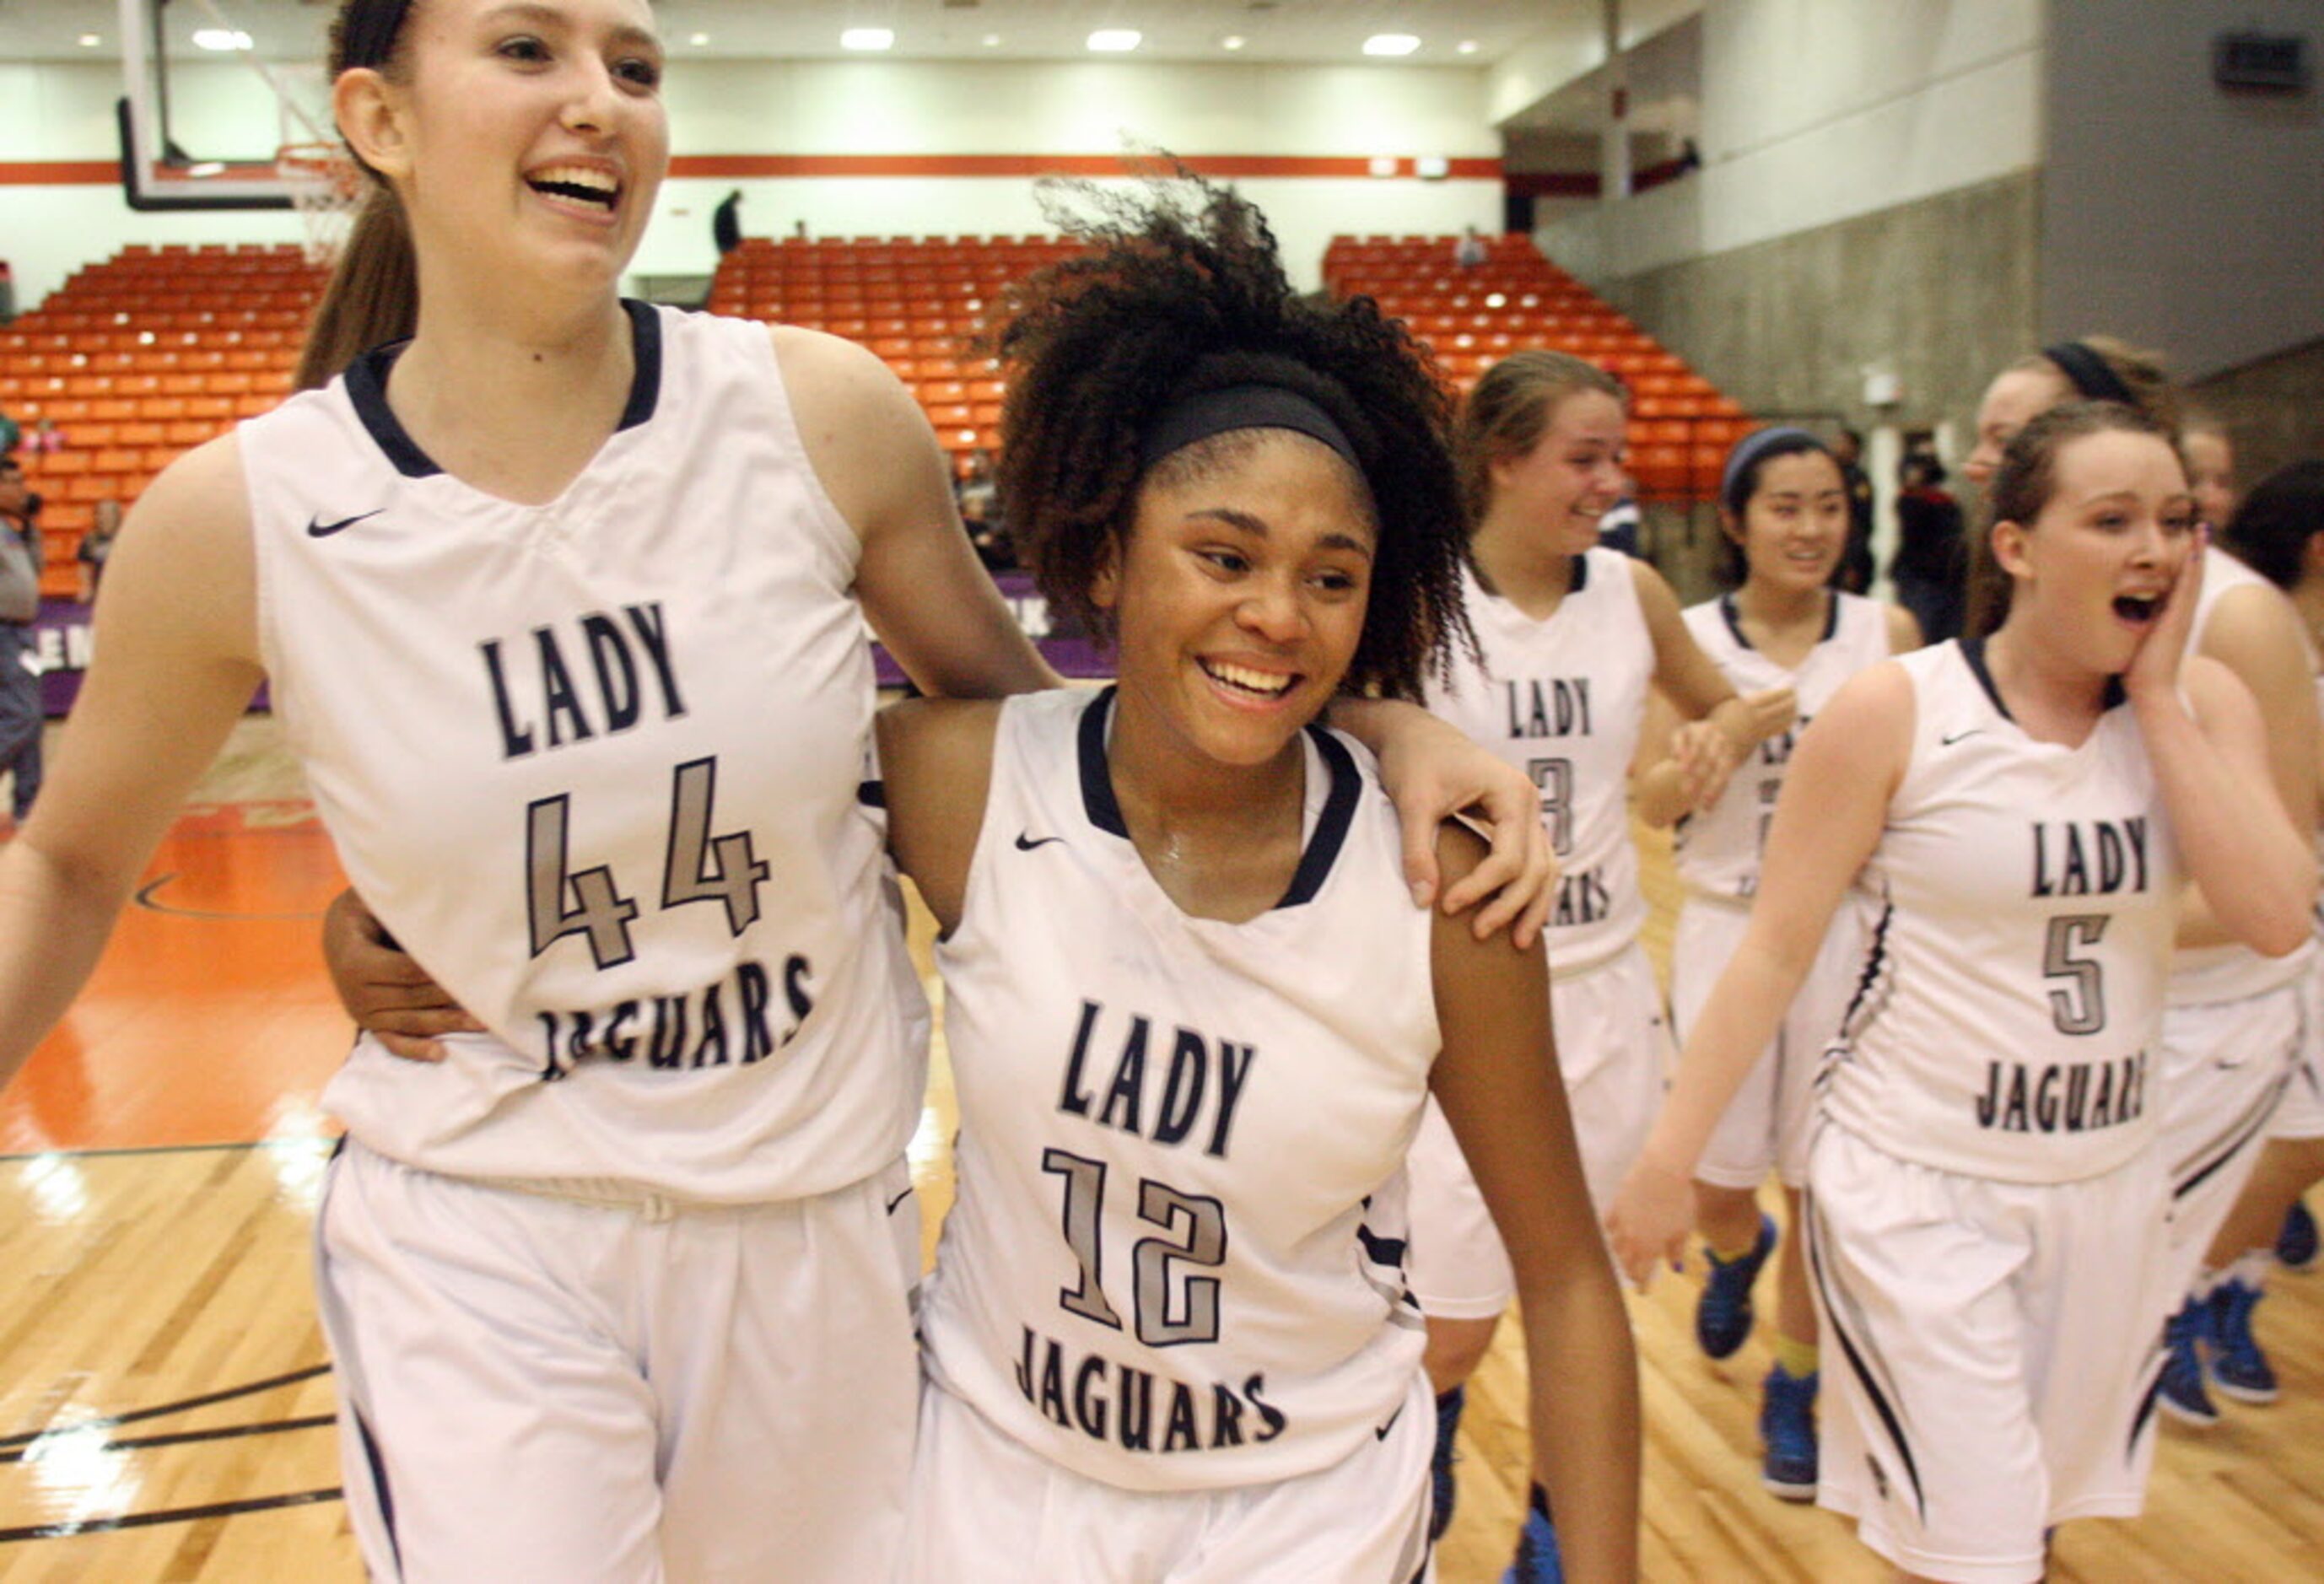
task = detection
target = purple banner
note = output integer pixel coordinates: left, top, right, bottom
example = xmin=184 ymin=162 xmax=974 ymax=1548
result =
xmin=871 ymin=570 xmax=1115 ymax=686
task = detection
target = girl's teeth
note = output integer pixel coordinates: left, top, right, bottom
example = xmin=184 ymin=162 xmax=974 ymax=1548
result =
xmin=1207 ymin=661 xmax=1291 ymax=696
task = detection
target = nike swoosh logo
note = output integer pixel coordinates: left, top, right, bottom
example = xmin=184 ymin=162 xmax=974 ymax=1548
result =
xmin=1015 ymin=832 xmax=1064 ymax=851
xmin=1374 ymin=1402 xmax=1406 ymax=1441
xmin=1939 ymin=729 xmax=1983 ymax=746
xmin=885 ymin=1188 xmax=914 ymax=1215
xmin=306 ymin=509 xmax=384 ymax=538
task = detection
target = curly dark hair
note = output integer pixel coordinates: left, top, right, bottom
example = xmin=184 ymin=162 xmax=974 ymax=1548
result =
xmin=990 ymin=170 xmax=1469 ymax=700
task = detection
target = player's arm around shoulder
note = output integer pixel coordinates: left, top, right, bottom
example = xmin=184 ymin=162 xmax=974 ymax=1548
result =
xmin=768 ymin=326 xmax=1053 ymax=698
xmin=1426 ymin=821 xmax=1640 ymax=1582
xmin=874 ymin=696 xmax=1006 ymax=935
xmin=0 ymin=434 xmax=265 ymax=1084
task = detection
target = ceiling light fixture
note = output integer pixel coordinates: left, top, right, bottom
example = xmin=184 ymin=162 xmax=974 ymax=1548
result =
xmin=191 ymin=28 xmax=252 ymax=51
xmin=983 ymin=34 xmax=1002 ymax=47
xmin=1363 ymin=34 xmax=1421 ymax=57
xmin=1222 ymin=35 xmax=1246 ymax=51
xmin=78 ymin=34 xmax=103 ymax=48
xmin=1087 ymin=30 xmax=1142 ymax=53
xmin=1457 ymin=40 xmax=1480 ymax=55
xmin=689 ymin=33 xmax=709 ymax=46
xmin=840 ymin=28 xmax=896 ymax=51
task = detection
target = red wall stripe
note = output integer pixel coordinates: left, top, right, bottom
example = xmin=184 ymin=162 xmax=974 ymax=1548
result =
xmin=0 ymin=161 xmax=121 ymax=185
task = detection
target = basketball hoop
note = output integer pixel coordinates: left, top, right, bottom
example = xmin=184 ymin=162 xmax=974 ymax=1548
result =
xmin=277 ymin=142 xmax=364 ymax=267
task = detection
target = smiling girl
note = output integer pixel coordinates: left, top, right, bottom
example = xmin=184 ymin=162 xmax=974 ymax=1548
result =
xmin=1642 ymin=428 xmax=1919 ymax=1502
xmin=0 ymin=2 xmax=1558 ymax=1579
xmin=1404 ymin=350 xmax=1776 ymax=1570
xmin=1608 ymin=402 xmax=2313 ymax=1583
xmin=875 ymin=180 xmax=1637 ymax=1582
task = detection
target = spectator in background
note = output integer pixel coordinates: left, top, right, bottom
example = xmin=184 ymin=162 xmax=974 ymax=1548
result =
xmin=78 ymin=498 xmax=121 ymax=604
xmin=1830 ymin=427 xmax=1875 ymax=592
xmin=954 ymin=449 xmax=1012 ymax=572
xmin=1889 ymin=452 xmax=1965 ymax=645
xmin=23 ymin=418 xmax=63 ymax=457
xmin=0 ymin=458 xmax=43 ymax=823
xmin=1597 ymin=470 xmax=1644 ymax=558
xmin=0 ymin=407 xmax=19 ymax=455
xmin=1454 ymin=224 xmax=1489 ymax=269
xmin=711 ymin=189 xmax=743 ymax=256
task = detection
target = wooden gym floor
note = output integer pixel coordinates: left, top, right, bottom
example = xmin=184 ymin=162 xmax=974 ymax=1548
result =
xmin=0 ymin=719 xmax=2318 ymax=1581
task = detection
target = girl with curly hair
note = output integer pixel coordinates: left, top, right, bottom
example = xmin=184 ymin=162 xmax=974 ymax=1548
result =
xmin=879 ymin=176 xmax=1639 ymax=1581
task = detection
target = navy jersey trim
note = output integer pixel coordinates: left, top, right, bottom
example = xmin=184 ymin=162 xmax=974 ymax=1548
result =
xmin=1075 ymin=687 xmax=1362 ymax=911
xmin=1960 ymin=634 xmax=2127 ymax=719
xmin=345 ymin=298 xmax=664 ymax=480
xmin=1720 ymin=590 xmax=1841 ymax=654
xmin=1277 ymin=725 xmax=1361 ymax=908
xmin=1570 ymin=552 xmax=1589 ymax=592
xmin=1807 ymin=1198 xmax=1928 ymax=1523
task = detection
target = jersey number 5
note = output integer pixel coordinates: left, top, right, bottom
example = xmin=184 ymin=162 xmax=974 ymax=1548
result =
xmin=1042 ymin=1149 xmax=1228 ymax=1347
xmin=526 ymin=757 xmax=773 ymax=969
xmin=2043 ymin=913 xmax=2108 ymax=1036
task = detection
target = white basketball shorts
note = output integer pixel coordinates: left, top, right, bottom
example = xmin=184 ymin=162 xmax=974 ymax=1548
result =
xmin=897 ymin=1369 xmax=1434 ymax=1583
xmin=318 ymin=1139 xmax=921 ymax=1582
xmin=1673 ymin=897 xmax=1864 ymax=1192
xmin=1808 ymin=1123 xmax=2167 ymax=1584
xmin=1405 ymin=940 xmax=1668 ymax=1318
xmin=2158 ymin=983 xmax=2299 ymax=1289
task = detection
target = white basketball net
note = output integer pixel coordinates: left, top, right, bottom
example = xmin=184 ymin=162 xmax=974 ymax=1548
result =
xmin=278 ymin=143 xmax=364 ymax=267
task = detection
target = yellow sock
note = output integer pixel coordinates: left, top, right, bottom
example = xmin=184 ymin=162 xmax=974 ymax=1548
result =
xmin=1774 ymin=1337 xmax=1820 ymax=1379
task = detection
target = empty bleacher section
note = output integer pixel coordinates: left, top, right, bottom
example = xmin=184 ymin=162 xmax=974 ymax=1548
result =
xmin=2 ymin=231 xmax=1748 ymax=599
xmin=707 ymin=234 xmax=1084 ymax=457
xmin=1324 ymin=234 xmax=1752 ymax=502
xmin=0 ymin=244 xmax=320 ymax=595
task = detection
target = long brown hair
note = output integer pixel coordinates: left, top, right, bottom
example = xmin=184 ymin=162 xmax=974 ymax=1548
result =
xmin=295 ymin=1 xmax=423 ymax=391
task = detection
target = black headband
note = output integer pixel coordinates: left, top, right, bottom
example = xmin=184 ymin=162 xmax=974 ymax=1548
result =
xmin=1137 ymin=384 xmax=1363 ymax=475
xmin=1720 ymin=426 xmax=1824 ymax=506
xmin=2041 ymin=342 xmax=2136 ymax=407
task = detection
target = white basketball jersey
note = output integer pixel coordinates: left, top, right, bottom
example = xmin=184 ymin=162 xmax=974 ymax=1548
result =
xmin=2169 ymin=544 xmax=2316 ymax=1004
xmin=920 ymin=688 xmax=1437 ymax=1493
xmin=1675 ymin=591 xmax=1894 ymax=902
xmin=1423 ymin=547 xmax=1649 ymax=972
xmin=241 ymin=303 xmax=926 ymax=1202
xmin=1822 ymin=639 xmax=2181 ymax=1183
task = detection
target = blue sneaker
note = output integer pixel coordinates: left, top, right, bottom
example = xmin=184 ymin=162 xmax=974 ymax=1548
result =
xmin=1695 ymin=1213 xmax=1777 ymax=1360
xmin=1429 ymin=1386 xmax=1464 ymax=1542
xmin=2207 ymin=1279 xmax=2279 ymax=1404
xmin=1759 ymin=1365 xmax=1818 ymax=1500
xmin=1502 ymin=1486 xmax=1565 ymax=1584
xmin=2278 ymin=1200 xmax=2318 ymax=1273
xmin=2158 ymin=1296 xmax=2219 ymax=1425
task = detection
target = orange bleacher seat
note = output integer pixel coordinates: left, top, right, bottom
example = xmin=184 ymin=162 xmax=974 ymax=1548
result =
xmin=925 ymin=403 xmax=974 ymax=428
xmin=164 ymin=420 xmax=213 ymax=444
xmin=235 ymin=395 xmax=277 ymax=418
xmin=186 ymin=396 xmax=235 ymax=420
xmin=143 ymin=446 xmax=185 ymax=471
xmin=919 ymin=380 xmax=967 ymax=405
